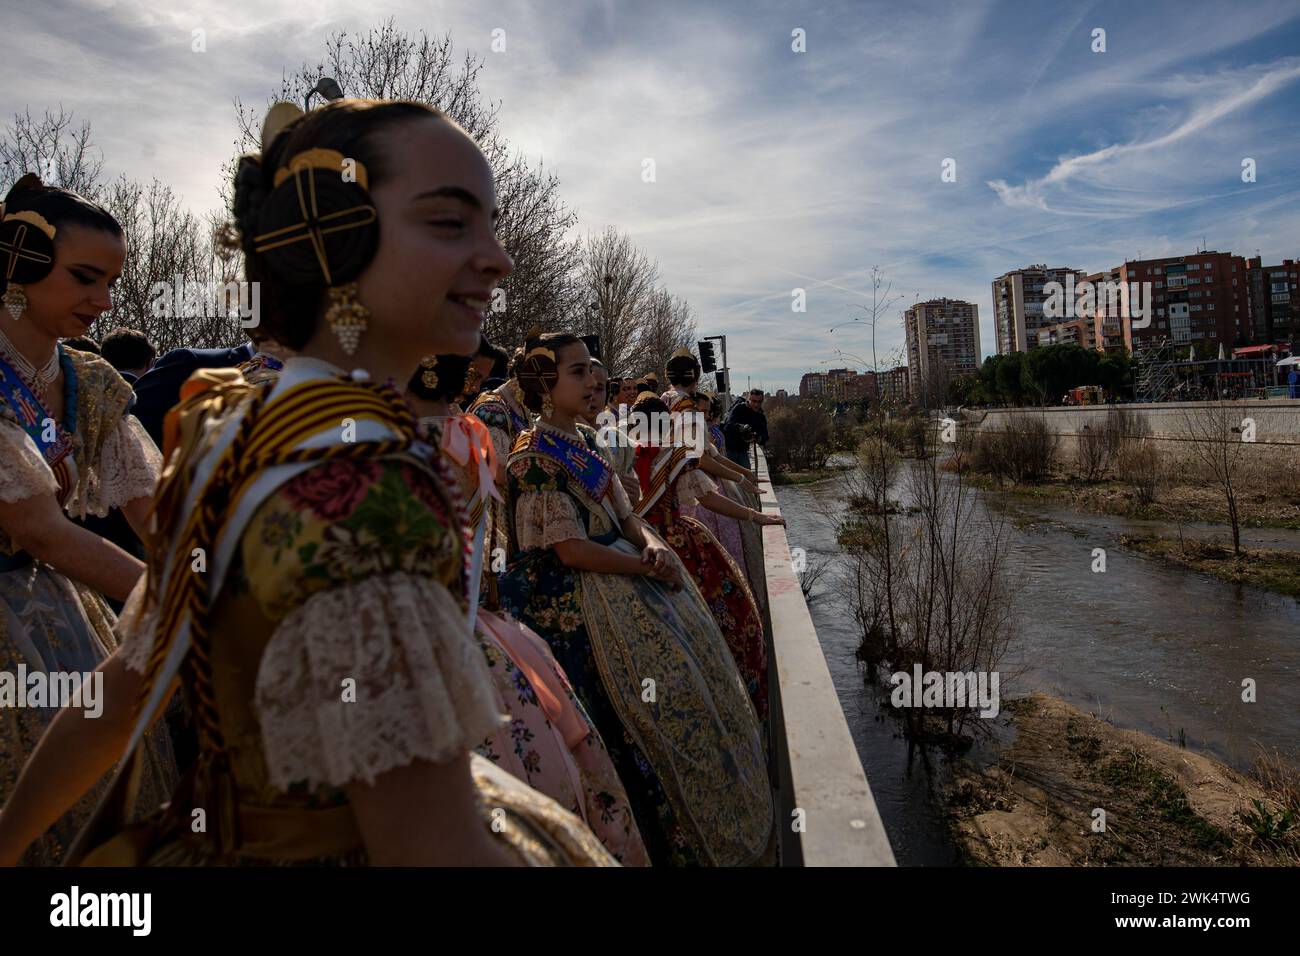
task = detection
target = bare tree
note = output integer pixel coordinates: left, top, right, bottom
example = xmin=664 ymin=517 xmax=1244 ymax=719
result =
xmin=575 ymin=226 xmax=659 ymax=378
xmin=90 ymin=177 xmax=240 ymax=353
xmin=851 ymin=267 xmax=906 ymax=649
xmin=3 ymin=109 xmax=238 ymax=352
xmin=227 ymin=20 xmax=581 ymax=352
xmin=1 ymin=107 xmax=102 ymax=197
xmin=1182 ymin=401 xmax=1251 ymax=556
xmin=632 ymin=287 xmax=696 ymax=382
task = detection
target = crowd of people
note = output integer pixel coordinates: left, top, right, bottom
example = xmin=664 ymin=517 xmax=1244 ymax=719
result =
xmin=0 ymin=96 xmax=783 ymax=866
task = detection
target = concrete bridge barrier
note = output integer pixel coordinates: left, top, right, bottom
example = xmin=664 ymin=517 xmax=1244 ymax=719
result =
xmin=755 ymin=448 xmax=896 ymax=867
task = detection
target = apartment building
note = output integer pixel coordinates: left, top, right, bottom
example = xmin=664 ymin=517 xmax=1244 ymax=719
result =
xmin=990 ymin=265 xmax=1087 ymax=354
xmin=904 ymin=298 xmax=980 ymax=398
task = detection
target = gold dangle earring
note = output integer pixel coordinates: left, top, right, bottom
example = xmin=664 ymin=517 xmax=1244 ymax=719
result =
xmin=420 ymin=355 xmax=438 ymax=390
xmin=325 ymin=282 xmax=369 ymax=356
xmin=3 ymin=283 xmax=26 ymax=321
xmin=541 ymin=389 xmax=555 ymax=418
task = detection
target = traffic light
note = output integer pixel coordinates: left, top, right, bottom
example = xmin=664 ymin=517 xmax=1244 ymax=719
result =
xmin=715 ymin=370 xmax=727 ymax=392
xmin=698 ymin=340 xmax=716 ymax=372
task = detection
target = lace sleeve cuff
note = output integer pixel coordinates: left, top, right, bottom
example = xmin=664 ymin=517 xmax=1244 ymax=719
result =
xmin=677 ymin=467 xmax=716 ymax=507
xmin=0 ymin=418 xmax=58 ymax=503
xmin=254 ymin=571 xmax=505 ymax=791
xmin=514 ymin=489 xmax=587 ymax=549
xmin=69 ymin=414 xmax=161 ymax=518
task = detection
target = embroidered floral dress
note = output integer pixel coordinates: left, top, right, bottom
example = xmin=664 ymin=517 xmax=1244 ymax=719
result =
xmin=105 ymin=360 xmax=614 ymax=866
xmin=636 ymin=446 xmax=769 ymax=719
xmin=423 ymin=413 xmax=648 ymax=865
xmin=0 ymin=346 xmax=175 ymax=865
xmin=499 ymin=419 xmax=774 ymax=867
xmin=467 ymin=381 xmax=531 ymax=590
xmin=686 ymin=424 xmax=768 ymax=620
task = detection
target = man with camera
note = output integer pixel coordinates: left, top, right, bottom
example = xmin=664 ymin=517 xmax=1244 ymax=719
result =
xmin=723 ymin=389 xmax=769 ymax=469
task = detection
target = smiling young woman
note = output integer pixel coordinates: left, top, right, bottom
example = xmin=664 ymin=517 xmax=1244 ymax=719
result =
xmin=0 ymin=175 xmax=177 ymax=865
xmin=0 ymin=100 xmax=613 ymax=867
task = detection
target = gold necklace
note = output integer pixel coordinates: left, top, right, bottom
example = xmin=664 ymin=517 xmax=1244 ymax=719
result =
xmin=0 ymin=326 xmax=59 ymax=398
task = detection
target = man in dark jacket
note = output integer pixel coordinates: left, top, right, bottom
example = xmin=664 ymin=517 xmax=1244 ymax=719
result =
xmin=723 ymin=389 xmax=769 ymax=469
xmin=100 ymin=327 xmax=157 ymax=386
xmin=131 ymin=342 xmax=255 ymax=446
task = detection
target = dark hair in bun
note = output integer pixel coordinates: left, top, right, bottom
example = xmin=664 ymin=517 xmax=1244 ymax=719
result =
xmin=224 ymin=98 xmax=447 ymax=350
xmin=665 ymin=352 xmax=700 ymax=386
xmin=407 ymin=352 xmax=473 ymax=402
xmin=631 ymin=393 xmax=669 ymax=417
xmin=0 ymin=175 xmax=121 ymax=293
xmin=516 ymin=332 xmax=582 ymax=413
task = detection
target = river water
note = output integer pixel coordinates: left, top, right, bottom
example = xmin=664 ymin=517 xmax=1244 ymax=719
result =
xmin=776 ymin=468 xmax=1300 ymax=866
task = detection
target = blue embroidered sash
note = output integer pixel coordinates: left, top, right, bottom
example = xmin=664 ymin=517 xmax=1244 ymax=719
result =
xmin=516 ymin=426 xmax=614 ymax=505
xmin=0 ymin=347 xmax=74 ymax=466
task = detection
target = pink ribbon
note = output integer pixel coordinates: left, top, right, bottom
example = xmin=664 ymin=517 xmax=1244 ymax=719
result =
xmin=442 ymin=414 xmax=501 ymax=506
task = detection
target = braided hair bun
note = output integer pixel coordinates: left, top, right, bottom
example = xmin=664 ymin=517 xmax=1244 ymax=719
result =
xmin=516 ymin=332 xmax=582 ymax=413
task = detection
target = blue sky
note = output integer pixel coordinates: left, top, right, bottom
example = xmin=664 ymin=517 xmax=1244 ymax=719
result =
xmin=6 ymin=0 xmax=1300 ymax=392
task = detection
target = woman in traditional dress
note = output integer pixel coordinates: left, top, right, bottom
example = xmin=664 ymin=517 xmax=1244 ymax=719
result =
xmin=498 ymin=333 xmax=774 ymax=866
xmin=629 ymin=393 xmax=783 ymax=719
xmin=408 ymin=352 xmax=648 ymax=864
xmin=0 ymin=175 xmax=175 ymax=865
xmin=660 ymin=351 xmax=772 ymax=610
xmin=0 ymin=99 xmax=613 ymax=866
xmin=466 ymin=347 xmax=532 ymax=589
xmin=683 ymin=393 xmax=747 ymax=570
xmin=467 ymin=347 xmax=531 ymax=468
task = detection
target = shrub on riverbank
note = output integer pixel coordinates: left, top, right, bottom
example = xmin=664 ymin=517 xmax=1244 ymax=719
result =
xmin=766 ymin=403 xmax=833 ymax=472
xmin=970 ymin=414 xmax=1058 ymax=483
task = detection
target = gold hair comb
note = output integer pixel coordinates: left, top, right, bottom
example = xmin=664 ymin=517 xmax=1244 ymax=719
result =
xmin=2 ymin=210 xmax=56 ymax=241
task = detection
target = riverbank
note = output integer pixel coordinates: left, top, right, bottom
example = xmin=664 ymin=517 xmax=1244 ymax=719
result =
xmin=1118 ymin=534 xmax=1300 ymax=600
xmin=770 ymin=464 xmax=851 ymax=486
xmin=971 ymin=473 xmax=1300 ymax=530
xmin=947 ymin=694 xmax=1299 ymax=866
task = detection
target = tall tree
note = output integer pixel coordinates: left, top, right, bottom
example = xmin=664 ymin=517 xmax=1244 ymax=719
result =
xmin=0 ymin=107 xmax=101 ymax=197
xmin=632 ymin=287 xmax=697 ymax=382
xmin=2 ymin=109 xmax=234 ymax=351
xmin=574 ymin=226 xmax=659 ymax=378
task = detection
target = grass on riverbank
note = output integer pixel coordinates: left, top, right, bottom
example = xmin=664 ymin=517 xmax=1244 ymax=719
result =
xmin=947 ymin=694 xmax=1300 ymax=866
xmin=1118 ymin=534 xmax=1300 ymax=600
xmin=967 ymin=472 xmax=1300 ymax=530
xmin=770 ymin=465 xmax=851 ymax=486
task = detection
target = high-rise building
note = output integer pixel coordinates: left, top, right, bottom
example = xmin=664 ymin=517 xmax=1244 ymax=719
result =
xmin=1078 ymin=267 xmax=1130 ymax=352
xmin=991 ymin=265 xmax=1087 ymax=354
xmin=798 ymin=371 xmax=825 ymax=399
xmin=1038 ymin=318 xmax=1095 ymax=349
xmin=798 ymin=368 xmax=876 ymax=401
xmin=878 ymin=366 xmax=910 ymax=406
xmin=1118 ymin=251 xmax=1249 ymax=351
xmin=904 ymin=298 xmax=980 ymax=399
xmin=1245 ymin=256 xmax=1299 ymax=348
